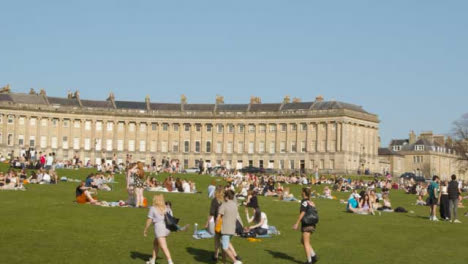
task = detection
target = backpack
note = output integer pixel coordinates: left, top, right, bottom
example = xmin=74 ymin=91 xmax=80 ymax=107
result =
xmin=302 ymin=203 xmax=319 ymax=225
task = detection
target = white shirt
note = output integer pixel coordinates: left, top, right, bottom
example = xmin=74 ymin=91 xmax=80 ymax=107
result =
xmin=42 ymin=173 xmax=51 ymax=183
xmin=260 ymin=212 xmax=269 ymax=229
xmin=182 ymin=182 xmax=190 ymax=193
xmin=46 ymin=156 xmax=54 ymax=166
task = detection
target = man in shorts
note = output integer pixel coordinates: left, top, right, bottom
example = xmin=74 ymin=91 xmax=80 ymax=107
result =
xmin=428 ymin=175 xmax=440 ymax=221
xmin=217 ymin=190 xmax=242 ymax=264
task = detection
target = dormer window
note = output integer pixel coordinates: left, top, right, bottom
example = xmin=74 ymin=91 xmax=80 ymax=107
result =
xmin=415 ymin=145 xmax=425 ymax=151
xmin=392 ymin=145 xmax=402 ymax=151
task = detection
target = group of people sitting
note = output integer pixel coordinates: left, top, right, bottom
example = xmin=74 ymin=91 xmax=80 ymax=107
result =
xmin=346 ymin=189 xmax=393 ymax=215
xmin=0 ymin=168 xmax=59 ymax=190
xmin=146 ymin=176 xmax=197 ymax=193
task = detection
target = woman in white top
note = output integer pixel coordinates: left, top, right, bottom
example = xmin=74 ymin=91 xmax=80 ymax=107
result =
xmin=438 ymin=180 xmax=450 ymax=220
xmin=245 ymin=207 xmax=269 ymax=236
xmin=143 ymin=194 xmax=173 ymax=264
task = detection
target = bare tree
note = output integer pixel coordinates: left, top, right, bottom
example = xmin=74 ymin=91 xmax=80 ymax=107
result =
xmin=452 ymin=114 xmax=468 ymax=173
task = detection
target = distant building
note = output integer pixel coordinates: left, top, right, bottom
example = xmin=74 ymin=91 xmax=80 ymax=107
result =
xmin=383 ymin=131 xmax=466 ymax=179
xmin=0 ymin=86 xmax=381 ymax=174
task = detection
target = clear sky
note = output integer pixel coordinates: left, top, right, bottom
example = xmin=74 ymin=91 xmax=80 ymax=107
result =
xmin=1 ymin=1 xmax=467 ymax=145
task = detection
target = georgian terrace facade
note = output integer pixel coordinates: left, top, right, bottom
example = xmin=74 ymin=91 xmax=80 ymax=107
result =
xmin=0 ymin=88 xmax=380 ymax=174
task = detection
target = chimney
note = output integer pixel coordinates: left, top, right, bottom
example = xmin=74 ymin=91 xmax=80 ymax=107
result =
xmin=216 ymin=95 xmax=224 ymax=104
xmin=40 ymin=89 xmax=49 ymax=105
xmin=107 ymin=92 xmax=116 ymax=109
xmin=180 ymin=94 xmax=187 ymax=111
xmin=409 ymin=130 xmax=416 ymax=145
xmin=283 ymin=95 xmax=290 ymax=104
xmin=292 ymin=97 xmax=301 ymax=103
xmin=315 ymin=95 xmax=324 ymax=102
xmin=145 ymin=95 xmax=151 ymax=111
xmin=250 ymin=96 xmax=261 ymax=104
xmin=75 ymin=90 xmax=82 ymax=107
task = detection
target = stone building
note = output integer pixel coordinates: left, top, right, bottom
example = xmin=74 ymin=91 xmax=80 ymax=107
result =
xmin=386 ymin=131 xmax=467 ymax=179
xmin=0 ymin=86 xmax=380 ymax=174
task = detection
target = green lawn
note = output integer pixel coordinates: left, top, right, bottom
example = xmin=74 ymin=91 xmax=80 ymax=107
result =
xmin=1 ymin=164 xmax=467 ymax=264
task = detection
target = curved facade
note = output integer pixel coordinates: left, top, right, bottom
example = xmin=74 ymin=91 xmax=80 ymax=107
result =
xmin=0 ymin=87 xmax=380 ymax=174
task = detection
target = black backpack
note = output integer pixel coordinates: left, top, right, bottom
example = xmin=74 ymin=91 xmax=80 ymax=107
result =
xmin=302 ymin=204 xmax=319 ymax=225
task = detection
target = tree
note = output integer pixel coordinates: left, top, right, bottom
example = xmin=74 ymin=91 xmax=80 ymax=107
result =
xmin=452 ymin=114 xmax=468 ymax=174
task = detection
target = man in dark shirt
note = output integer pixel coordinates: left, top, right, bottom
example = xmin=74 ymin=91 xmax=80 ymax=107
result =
xmin=447 ymin=174 xmax=462 ymax=223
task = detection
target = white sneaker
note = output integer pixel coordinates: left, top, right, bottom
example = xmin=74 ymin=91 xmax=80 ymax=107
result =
xmin=454 ymin=219 xmax=462 ymax=223
xmin=433 ymin=217 xmax=439 ymax=222
xmin=234 ymin=261 xmax=243 ymax=264
xmin=146 ymin=258 xmax=155 ymax=264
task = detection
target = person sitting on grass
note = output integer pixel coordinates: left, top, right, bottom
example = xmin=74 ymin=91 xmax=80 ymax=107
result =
xmin=76 ymin=181 xmax=99 ymax=204
xmin=321 ymin=186 xmax=333 ymax=199
xmin=244 ymin=207 xmax=269 ymax=236
xmin=360 ymin=193 xmax=375 ymax=215
xmin=377 ymin=194 xmax=393 ymax=212
xmin=346 ymin=192 xmax=361 ymax=213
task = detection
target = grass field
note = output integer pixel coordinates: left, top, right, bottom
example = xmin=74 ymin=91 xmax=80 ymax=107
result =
xmin=1 ymin=164 xmax=468 ymax=264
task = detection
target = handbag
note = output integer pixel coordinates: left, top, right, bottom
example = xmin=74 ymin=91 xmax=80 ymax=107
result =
xmin=164 ymin=213 xmax=180 ymax=232
xmin=302 ymin=203 xmax=319 ymax=225
xmin=215 ymin=218 xmax=222 ymax=233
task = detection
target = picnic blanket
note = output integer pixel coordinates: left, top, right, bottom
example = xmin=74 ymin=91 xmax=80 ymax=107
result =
xmin=146 ymin=186 xmax=198 ymax=194
xmin=192 ymin=226 xmax=280 ymax=240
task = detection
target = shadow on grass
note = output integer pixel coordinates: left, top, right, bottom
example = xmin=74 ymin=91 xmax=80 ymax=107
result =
xmin=265 ymin=249 xmax=303 ymax=264
xmin=130 ymin=251 xmax=152 ymax=261
xmin=186 ymin=247 xmax=213 ymax=263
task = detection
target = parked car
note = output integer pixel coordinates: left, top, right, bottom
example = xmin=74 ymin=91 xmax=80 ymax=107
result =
xmin=184 ymin=167 xmax=200 ymax=174
xmin=240 ymin=166 xmax=264 ymax=174
xmin=400 ymin=172 xmax=426 ymax=182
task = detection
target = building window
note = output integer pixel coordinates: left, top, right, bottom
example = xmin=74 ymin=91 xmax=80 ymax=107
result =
xmin=184 ymin=124 xmax=190 ymax=132
xmin=227 ymin=141 xmax=233 ymax=154
xmin=63 ymin=119 xmax=69 ymax=128
xmin=195 ymin=141 xmax=201 ymax=153
xmin=269 ymin=124 xmax=277 ymax=132
xmin=95 ymin=139 xmax=102 ymax=151
xmin=84 ymin=138 xmax=91 ymax=150
xmin=118 ymin=122 xmax=124 ymax=131
xmin=7 ymin=115 xmax=14 ymax=124
xmin=291 ymin=141 xmax=297 ymax=152
xmin=206 ymin=141 xmax=212 ymax=153
xmin=161 ymin=141 xmax=168 ymax=152
xmin=29 ymin=136 xmax=35 ymax=147
xmin=129 ymin=123 xmax=135 ymax=132
xmin=173 ymin=141 xmax=179 ymax=152
xmin=18 ymin=135 xmax=24 ymax=146
xmin=128 ymin=140 xmax=135 ymax=152
xmin=196 ymin=124 xmax=201 ymax=132
xmin=51 ymin=137 xmax=58 ymax=149
xmin=162 ymin=123 xmax=168 ymax=131
xmin=280 ymin=141 xmax=286 ymax=153
xmin=74 ymin=138 xmax=80 ymax=150
xmin=217 ymin=124 xmax=224 ymax=133
xmin=248 ymin=124 xmax=255 ymax=133
xmin=269 ymin=142 xmax=275 ymax=154
xmin=117 ymin=140 xmax=124 ymax=151
xmin=248 ymin=142 xmax=254 ymax=154
xmin=107 ymin=122 xmax=113 ymax=131
xmin=330 ymin=159 xmax=335 ymax=169
xmin=301 ymin=141 xmax=306 ymax=152
xmin=173 ymin=124 xmax=179 ymax=132
xmin=52 ymin=118 xmax=58 ymax=127
xmin=40 ymin=136 xmax=47 ymax=148
xmin=281 ymin=124 xmax=287 ymax=132
xmin=62 ymin=136 xmax=68 ymax=149
xmin=96 ymin=121 xmax=103 ymax=131
xmin=106 ymin=139 xmax=113 ymax=151
xmin=184 ymin=141 xmax=190 ymax=153
xmin=290 ymin=160 xmax=295 ymax=170
xmin=85 ymin=121 xmax=91 ymax=130
xmin=291 ymin=124 xmax=297 ymax=131
xmin=216 ymin=142 xmax=222 ymax=153
xmin=259 ymin=124 xmax=266 ymax=133
xmin=392 ymin=145 xmax=401 ymax=151
xmin=415 ymin=145 xmax=425 ymax=151
xmin=74 ymin=120 xmax=80 ymax=128
xmin=7 ymin=133 xmax=14 ymax=146
xmin=206 ymin=124 xmax=212 ymax=132
xmin=280 ymin=160 xmax=285 ymax=170
xmin=228 ymin=124 xmax=234 ymax=133
xmin=140 ymin=123 xmax=146 ymax=132
xmin=259 ymin=141 xmax=265 ymax=153
xmin=301 ymin=123 xmax=307 ymax=131
xmin=238 ymin=141 xmax=244 ymax=154
xmin=19 ymin=117 xmax=25 ymax=125
xmin=140 ymin=140 xmax=146 ymax=152
xmin=152 ymin=123 xmax=157 ymax=131
xmin=238 ymin=124 xmax=245 ymax=133
xmin=30 ymin=118 xmax=36 ymax=126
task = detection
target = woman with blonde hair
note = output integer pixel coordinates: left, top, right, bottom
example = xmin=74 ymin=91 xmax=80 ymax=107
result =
xmin=134 ymin=162 xmax=146 ymax=207
xmin=144 ymin=194 xmax=173 ymax=264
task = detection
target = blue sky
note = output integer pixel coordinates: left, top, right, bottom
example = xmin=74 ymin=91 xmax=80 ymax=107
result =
xmin=1 ymin=1 xmax=467 ymax=145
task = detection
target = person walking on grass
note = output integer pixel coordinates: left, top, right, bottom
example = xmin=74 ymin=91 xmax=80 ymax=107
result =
xmin=448 ymin=174 xmax=462 ymax=223
xmin=428 ymin=175 xmax=440 ymax=221
xmin=293 ymin=188 xmax=318 ymax=264
xmin=144 ymin=194 xmax=174 ymax=264
xmin=217 ymin=189 xmax=242 ymax=264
